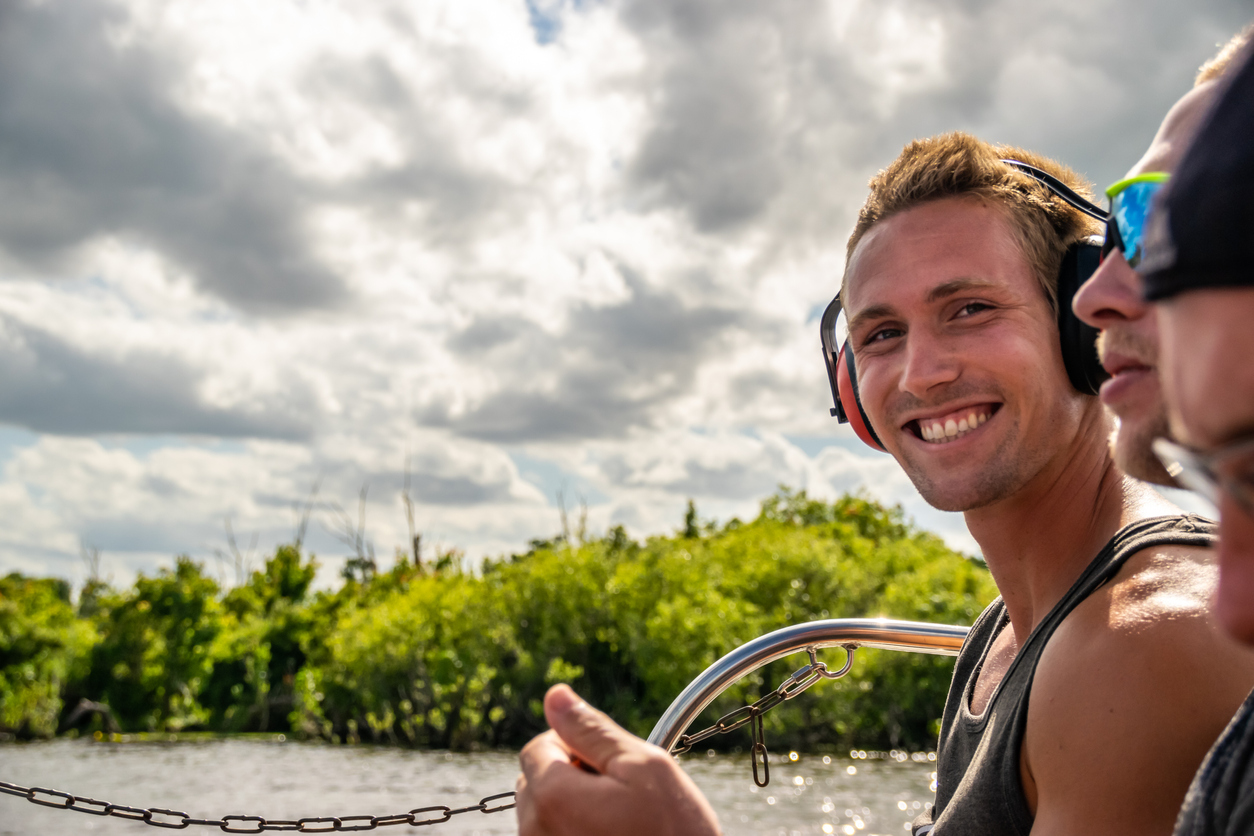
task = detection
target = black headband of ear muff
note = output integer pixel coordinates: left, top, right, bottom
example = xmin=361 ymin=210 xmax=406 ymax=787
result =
xmin=1000 ymin=159 xmax=1109 ymax=223
xmin=999 ymin=160 xmax=1109 ymax=395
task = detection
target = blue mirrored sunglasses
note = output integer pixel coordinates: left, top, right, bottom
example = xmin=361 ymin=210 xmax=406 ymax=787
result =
xmin=1101 ymin=173 xmax=1169 ymax=269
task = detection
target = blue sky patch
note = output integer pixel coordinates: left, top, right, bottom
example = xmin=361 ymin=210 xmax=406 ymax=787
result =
xmin=510 ymin=450 xmax=608 ymax=507
xmin=526 ymin=0 xmax=562 ymax=45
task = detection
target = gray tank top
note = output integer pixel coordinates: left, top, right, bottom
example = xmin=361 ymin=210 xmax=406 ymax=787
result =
xmin=913 ymin=515 xmax=1217 ymax=836
xmin=1174 ymin=688 xmax=1254 ymax=835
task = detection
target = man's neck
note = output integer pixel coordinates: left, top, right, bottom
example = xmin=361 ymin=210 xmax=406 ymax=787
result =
xmin=962 ymin=413 xmax=1179 ymax=645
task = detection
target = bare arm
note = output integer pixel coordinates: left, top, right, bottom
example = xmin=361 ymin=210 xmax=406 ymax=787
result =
xmin=1024 ymin=545 xmax=1254 ymax=836
xmin=516 ymin=684 xmax=721 ymax=836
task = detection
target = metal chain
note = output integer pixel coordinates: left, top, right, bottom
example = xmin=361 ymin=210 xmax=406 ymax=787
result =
xmin=0 ymin=780 xmax=515 ymax=832
xmin=669 ymin=644 xmax=857 ymax=787
xmin=1 ymin=644 xmax=854 ymax=826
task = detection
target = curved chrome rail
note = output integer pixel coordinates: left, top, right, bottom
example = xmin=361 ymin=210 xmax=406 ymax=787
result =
xmin=646 ymin=618 xmax=970 ymax=752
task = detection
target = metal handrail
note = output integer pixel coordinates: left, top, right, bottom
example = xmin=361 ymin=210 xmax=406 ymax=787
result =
xmin=646 ymin=618 xmax=970 ymax=752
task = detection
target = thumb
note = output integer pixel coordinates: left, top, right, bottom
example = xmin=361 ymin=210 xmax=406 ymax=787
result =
xmin=543 ymin=684 xmax=645 ymax=774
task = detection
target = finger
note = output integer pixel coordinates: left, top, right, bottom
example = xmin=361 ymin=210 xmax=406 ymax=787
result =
xmin=514 ymin=772 xmax=544 ymax=836
xmin=542 ymin=684 xmax=651 ymax=775
xmin=517 ymin=730 xmax=618 ymax=836
xmin=519 ymin=729 xmax=573 ymax=778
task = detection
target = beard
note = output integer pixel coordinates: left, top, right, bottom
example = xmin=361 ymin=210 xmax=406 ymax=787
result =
xmin=1095 ymin=329 xmax=1174 ymax=486
xmin=895 ymin=410 xmax=1039 ymax=512
xmin=883 ymin=380 xmax=1051 ymax=513
xmin=1110 ymin=410 xmax=1173 ymax=486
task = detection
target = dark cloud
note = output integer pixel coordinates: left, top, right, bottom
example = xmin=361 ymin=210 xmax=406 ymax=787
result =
xmin=0 ymin=0 xmax=345 ymax=314
xmin=0 ymin=317 xmax=316 ymax=438
xmin=298 ymin=39 xmax=534 ymax=250
xmin=618 ymin=0 xmax=1253 ymax=247
xmin=628 ymin=456 xmax=784 ymax=500
xmin=624 ymin=0 xmax=799 ymax=232
xmin=427 ymin=271 xmax=768 ymax=442
xmin=882 ymin=0 xmax=1254 ymax=186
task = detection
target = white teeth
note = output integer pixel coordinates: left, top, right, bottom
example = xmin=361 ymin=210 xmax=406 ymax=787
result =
xmin=918 ymin=409 xmax=993 ymax=444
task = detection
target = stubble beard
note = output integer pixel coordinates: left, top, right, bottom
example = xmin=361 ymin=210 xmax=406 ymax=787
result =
xmin=884 ymin=381 xmax=1040 ymax=513
xmin=897 ymin=424 xmax=1033 ymax=512
xmin=1110 ymin=409 xmax=1174 ymax=486
xmin=1096 ymin=327 xmax=1174 ymax=486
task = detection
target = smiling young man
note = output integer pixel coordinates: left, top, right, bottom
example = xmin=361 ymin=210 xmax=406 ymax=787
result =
xmin=1072 ymin=30 xmax=1249 ymax=485
xmin=837 ymin=134 xmax=1254 ymax=836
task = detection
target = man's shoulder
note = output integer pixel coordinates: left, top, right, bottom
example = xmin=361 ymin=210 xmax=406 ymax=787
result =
xmin=1084 ymin=540 xmax=1218 ymax=630
xmin=1020 ymin=542 xmax=1254 ymax=835
xmin=1041 ymin=541 xmax=1223 ymax=681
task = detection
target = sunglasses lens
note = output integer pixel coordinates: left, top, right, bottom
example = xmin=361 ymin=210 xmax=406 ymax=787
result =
xmin=1108 ymin=180 xmax=1165 ymax=268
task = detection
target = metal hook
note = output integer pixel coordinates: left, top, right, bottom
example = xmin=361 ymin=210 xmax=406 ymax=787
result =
xmin=812 ymin=644 xmax=857 ymax=679
xmin=750 ymin=710 xmax=770 ymax=788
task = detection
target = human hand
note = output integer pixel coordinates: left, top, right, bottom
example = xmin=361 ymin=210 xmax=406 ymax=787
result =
xmin=516 ymin=684 xmax=721 ymax=836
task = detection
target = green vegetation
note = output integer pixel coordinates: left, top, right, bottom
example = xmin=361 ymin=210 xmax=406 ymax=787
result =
xmin=0 ymin=489 xmax=995 ymax=751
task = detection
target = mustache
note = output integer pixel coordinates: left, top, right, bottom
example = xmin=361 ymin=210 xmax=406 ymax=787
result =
xmin=1095 ymin=327 xmax=1158 ymax=367
xmin=884 ymin=379 xmax=1004 ymax=426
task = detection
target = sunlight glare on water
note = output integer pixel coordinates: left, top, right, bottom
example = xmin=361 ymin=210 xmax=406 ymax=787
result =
xmin=0 ymin=739 xmax=935 ymax=836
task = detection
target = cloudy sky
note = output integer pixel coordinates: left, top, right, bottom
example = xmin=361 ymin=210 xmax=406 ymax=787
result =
xmin=0 ymin=0 xmax=1244 ymax=588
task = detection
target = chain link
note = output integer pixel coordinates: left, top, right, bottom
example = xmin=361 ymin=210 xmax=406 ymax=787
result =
xmin=1 ymin=644 xmax=856 ymax=824
xmin=0 ymin=780 xmax=515 ymax=831
xmin=668 ymin=643 xmax=857 ymax=783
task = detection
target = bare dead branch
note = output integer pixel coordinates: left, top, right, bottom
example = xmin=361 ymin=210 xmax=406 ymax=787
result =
xmin=293 ymin=476 xmax=323 ymax=550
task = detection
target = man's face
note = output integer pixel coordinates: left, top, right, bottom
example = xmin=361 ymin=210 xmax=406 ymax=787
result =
xmin=842 ymin=196 xmax=1089 ymax=512
xmin=1072 ymin=82 xmax=1218 ymax=485
xmin=1161 ymin=288 xmax=1254 ymax=645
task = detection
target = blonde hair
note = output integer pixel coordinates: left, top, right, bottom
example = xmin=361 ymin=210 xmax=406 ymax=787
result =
xmin=844 ymin=132 xmax=1101 ymax=313
xmin=1196 ymin=25 xmax=1253 ymax=86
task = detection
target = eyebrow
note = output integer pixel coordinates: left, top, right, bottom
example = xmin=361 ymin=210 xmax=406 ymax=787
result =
xmin=845 ymin=303 xmax=896 ymax=336
xmin=846 ymin=278 xmax=1001 ymax=335
xmin=925 ymin=277 xmax=1001 ymax=302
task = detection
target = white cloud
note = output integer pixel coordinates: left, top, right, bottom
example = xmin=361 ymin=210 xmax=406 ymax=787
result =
xmin=0 ymin=0 xmax=1241 ymax=585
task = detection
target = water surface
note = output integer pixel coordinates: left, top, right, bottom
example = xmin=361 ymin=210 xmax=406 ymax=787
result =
xmin=0 ymin=739 xmax=935 ymax=835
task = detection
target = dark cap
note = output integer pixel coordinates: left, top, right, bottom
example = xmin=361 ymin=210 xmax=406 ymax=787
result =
xmin=1140 ymin=41 xmax=1254 ymax=300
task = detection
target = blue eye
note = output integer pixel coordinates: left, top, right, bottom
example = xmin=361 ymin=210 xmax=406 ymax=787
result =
xmin=865 ymin=326 xmax=903 ymax=345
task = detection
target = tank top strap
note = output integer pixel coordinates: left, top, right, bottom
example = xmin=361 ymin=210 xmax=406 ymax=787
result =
xmin=1041 ymin=514 xmax=1217 ymax=637
xmin=916 ymin=513 xmax=1217 ymax=836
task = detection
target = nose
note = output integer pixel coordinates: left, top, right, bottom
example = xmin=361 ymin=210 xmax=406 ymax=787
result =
xmin=1072 ymin=251 xmax=1149 ymax=328
xmin=896 ymin=329 xmax=959 ymax=400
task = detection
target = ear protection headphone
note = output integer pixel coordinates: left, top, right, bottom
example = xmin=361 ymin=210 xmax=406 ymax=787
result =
xmin=820 ymin=159 xmax=1110 ymax=452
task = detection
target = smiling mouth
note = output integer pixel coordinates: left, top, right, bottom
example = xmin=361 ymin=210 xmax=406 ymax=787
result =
xmin=906 ymin=404 xmax=1000 ymax=444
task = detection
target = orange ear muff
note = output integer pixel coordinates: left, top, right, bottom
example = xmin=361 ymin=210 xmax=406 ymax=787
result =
xmin=836 ymin=341 xmax=886 ymax=452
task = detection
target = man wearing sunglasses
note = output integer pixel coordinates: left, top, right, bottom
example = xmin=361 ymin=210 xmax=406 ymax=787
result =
xmin=1073 ymin=29 xmax=1249 ymax=489
xmin=1138 ymin=40 xmax=1254 ymax=836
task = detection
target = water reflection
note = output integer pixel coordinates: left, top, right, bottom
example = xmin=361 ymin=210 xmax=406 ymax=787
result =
xmin=0 ymin=739 xmax=935 ymax=836
xmin=686 ymin=749 xmax=935 ymax=835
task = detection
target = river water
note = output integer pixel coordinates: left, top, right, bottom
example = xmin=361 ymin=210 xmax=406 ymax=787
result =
xmin=0 ymin=738 xmax=936 ymax=836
